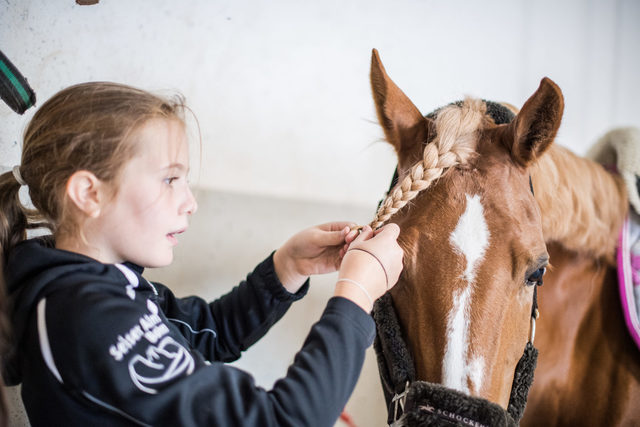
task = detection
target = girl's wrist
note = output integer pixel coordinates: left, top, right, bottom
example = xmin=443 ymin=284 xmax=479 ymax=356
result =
xmin=334 ymin=280 xmax=373 ymax=313
xmin=338 ymin=250 xmax=386 ymax=297
xmin=273 ymin=249 xmax=308 ymax=293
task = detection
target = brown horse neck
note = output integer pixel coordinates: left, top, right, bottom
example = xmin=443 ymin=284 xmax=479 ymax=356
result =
xmin=530 ymin=144 xmax=628 ymax=264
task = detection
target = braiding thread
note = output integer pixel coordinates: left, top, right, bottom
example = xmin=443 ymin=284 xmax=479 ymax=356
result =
xmin=370 ymin=98 xmax=487 ymax=229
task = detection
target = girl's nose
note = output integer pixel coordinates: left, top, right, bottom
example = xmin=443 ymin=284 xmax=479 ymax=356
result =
xmin=181 ymin=186 xmax=198 ymax=215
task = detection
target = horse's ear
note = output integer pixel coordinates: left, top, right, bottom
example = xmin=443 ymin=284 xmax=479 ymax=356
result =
xmin=370 ymin=49 xmax=431 ymax=157
xmin=507 ymin=77 xmax=564 ymax=166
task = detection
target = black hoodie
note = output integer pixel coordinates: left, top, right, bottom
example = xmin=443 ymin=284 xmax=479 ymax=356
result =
xmin=3 ymin=237 xmax=375 ymax=426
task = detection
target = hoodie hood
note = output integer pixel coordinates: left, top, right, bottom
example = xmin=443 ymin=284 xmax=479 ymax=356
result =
xmin=2 ymin=237 xmax=143 ymax=385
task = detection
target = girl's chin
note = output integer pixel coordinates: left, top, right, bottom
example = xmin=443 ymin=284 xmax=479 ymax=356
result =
xmin=133 ymin=252 xmax=174 ymax=269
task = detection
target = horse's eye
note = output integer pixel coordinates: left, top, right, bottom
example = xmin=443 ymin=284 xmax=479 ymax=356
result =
xmin=526 ymin=267 xmax=546 ymax=287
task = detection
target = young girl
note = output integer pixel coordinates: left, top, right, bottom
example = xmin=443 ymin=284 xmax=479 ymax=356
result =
xmin=0 ymin=82 xmax=403 ymax=426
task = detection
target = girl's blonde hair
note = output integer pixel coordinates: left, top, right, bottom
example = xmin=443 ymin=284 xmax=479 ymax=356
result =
xmin=0 ymin=82 xmax=187 ymax=265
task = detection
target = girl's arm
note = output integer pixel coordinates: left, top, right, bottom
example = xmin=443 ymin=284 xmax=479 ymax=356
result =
xmin=37 ymin=285 xmax=373 ymax=427
xmin=155 ymin=252 xmax=308 ymax=362
xmin=157 ymin=221 xmax=360 ymax=362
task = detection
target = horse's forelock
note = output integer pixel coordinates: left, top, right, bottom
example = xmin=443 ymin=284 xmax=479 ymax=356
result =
xmin=371 ymin=98 xmax=489 ymax=229
xmin=427 ymin=99 xmax=514 ymax=125
xmin=431 ymin=98 xmax=487 ymax=155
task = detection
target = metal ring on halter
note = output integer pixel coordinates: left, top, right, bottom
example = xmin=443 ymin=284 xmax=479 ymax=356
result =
xmin=12 ymin=165 xmax=26 ymax=186
xmin=530 ymin=308 xmax=540 ymax=344
xmin=529 ymin=315 xmax=537 ymax=344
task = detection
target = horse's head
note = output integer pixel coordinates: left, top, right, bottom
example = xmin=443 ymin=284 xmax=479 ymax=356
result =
xmin=370 ymin=49 xmax=563 ymax=408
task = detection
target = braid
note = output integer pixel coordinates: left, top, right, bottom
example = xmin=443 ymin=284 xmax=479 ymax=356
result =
xmin=371 ymin=98 xmax=486 ymax=229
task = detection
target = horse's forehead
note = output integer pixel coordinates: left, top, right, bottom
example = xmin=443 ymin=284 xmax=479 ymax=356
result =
xmin=420 ymin=163 xmax=535 ymax=229
xmin=482 ymin=162 xmax=540 ymax=225
xmin=439 ymin=174 xmax=546 ymax=286
xmin=408 ymin=170 xmax=539 ymax=266
xmin=446 ymin=189 xmax=531 ymax=263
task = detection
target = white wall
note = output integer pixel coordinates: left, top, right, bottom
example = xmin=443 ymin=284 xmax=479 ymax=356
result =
xmin=2 ymin=0 xmax=639 ymax=207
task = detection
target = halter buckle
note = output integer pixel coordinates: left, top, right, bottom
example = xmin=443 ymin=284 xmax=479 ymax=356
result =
xmin=391 ymin=381 xmax=410 ymax=424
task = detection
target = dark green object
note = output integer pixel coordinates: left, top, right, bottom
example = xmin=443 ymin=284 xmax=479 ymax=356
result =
xmin=0 ymin=50 xmax=36 ymax=114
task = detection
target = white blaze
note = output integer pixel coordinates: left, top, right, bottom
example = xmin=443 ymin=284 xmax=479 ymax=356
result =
xmin=449 ymin=194 xmax=490 ymax=283
xmin=443 ymin=285 xmax=473 ymax=393
xmin=443 ymin=194 xmax=490 ymax=394
xmin=468 ymin=356 xmax=486 ymax=394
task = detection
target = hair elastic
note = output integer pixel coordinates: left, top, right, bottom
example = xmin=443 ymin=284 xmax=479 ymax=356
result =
xmin=337 ymin=278 xmax=374 ymax=311
xmin=347 ymin=247 xmax=389 ymax=289
xmin=12 ymin=165 xmax=26 ymax=186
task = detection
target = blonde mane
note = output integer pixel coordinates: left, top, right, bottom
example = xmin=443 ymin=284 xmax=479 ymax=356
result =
xmin=531 ymin=144 xmax=628 ymax=263
xmin=370 ymin=97 xmax=486 ymax=229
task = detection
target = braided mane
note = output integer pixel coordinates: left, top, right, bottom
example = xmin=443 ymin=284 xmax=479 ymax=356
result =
xmin=370 ymin=97 xmax=488 ymax=229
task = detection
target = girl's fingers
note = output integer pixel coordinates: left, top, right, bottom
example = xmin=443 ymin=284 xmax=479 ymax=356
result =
xmin=316 ymin=227 xmax=350 ymax=248
xmin=319 ymin=222 xmax=356 ymax=232
xmin=313 ymin=223 xmax=361 ymax=249
xmin=345 ymin=229 xmax=359 ymax=243
xmin=353 ymin=225 xmax=374 ymax=243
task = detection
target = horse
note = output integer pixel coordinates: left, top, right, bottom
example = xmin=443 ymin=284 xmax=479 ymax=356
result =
xmin=366 ymin=49 xmax=640 ymax=426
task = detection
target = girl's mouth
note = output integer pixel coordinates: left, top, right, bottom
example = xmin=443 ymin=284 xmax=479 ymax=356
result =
xmin=167 ymin=229 xmax=185 ymax=246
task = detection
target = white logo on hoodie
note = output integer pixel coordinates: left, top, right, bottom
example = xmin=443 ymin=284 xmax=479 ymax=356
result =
xmin=108 ymin=301 xmax=170 ymax=361
xmin=128 ymin=335 xmax=195 ymax=394
xmin=108 ymin=300 xmax=195 ymax=393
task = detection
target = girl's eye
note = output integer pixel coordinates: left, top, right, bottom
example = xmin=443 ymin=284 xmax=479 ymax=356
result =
xmin=525 ymin=267 xmax=546 ymax=287
xmin=164 ymin=177 xmax=178 ymax=185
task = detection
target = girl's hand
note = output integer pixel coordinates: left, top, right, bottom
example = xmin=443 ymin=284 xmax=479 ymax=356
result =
xmin=335 ymin=224 xmax=404 ymax=312
xmin=273 ymin=222 xmax=360 ymax=293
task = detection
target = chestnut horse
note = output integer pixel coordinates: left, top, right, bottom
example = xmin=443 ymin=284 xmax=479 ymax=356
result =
xmin=367 ymin=49 xmax=640 ymax=425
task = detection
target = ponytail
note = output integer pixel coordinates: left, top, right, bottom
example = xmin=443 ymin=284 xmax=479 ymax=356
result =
xmin=0 ymin=254 xmax=8 ymax=427
xmin=0 ymin=172 xmax=21 ymax=426
xmin=0 ymin=171 xmax=28 ymax=266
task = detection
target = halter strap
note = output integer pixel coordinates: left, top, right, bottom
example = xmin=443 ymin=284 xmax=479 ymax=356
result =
xmin=529 ymin=174 xmax=541 ymax=343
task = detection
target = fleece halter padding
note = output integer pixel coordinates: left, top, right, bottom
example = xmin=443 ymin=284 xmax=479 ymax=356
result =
xmin=396 ymin=381 xmax=517 ymax=427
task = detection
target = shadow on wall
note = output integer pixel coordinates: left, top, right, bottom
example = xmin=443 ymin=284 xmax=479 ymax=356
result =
xmin=3 ymin=188 xmax=387 ymax=426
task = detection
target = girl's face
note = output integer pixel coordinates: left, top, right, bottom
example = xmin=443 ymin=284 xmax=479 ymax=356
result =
xmin=95 ymin=118 xmax=197 ymax=267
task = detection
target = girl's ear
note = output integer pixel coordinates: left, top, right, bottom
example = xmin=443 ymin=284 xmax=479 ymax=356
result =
xmin=65 ymin=170 xmax=104 ymax=218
